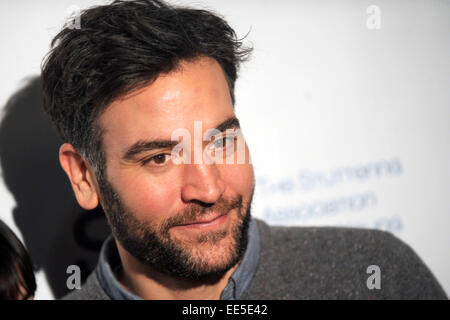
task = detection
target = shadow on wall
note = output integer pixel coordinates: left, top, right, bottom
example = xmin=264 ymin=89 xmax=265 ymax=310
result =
xmin=0 ymin=76 xmax=110 ymax=299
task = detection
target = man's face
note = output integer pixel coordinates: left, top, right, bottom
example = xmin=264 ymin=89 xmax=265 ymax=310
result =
xmin=95 ymin=57 xmax=255 ymax=280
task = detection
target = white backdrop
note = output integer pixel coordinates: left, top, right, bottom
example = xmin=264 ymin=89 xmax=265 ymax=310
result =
xmin=0 ymin=0 xmax=449 ymax=299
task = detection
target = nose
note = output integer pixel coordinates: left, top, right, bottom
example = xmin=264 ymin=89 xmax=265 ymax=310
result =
xmin=180 ymin=163 xmax=225 ymax=204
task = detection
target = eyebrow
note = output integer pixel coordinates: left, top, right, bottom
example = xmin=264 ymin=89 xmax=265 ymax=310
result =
xmin=123 ymin=140 xmax=179 ymax=161
xmin=215 ymin=116 xmax=240 ymax=133
xmin=122 ymin=116 xmax=241 ymax=161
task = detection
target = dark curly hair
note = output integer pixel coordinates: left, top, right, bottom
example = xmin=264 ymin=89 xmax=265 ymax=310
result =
xmin=41 ymin=0 xmax=251 ymax=179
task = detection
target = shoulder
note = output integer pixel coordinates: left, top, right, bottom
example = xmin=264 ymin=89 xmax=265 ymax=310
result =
xmin=257 ymin=218 xmax=412 ymax=259
xmin=246 ymin=218 xmax=447 ymax=299
xmin=61 ymin=270 xmax=111 ymax=300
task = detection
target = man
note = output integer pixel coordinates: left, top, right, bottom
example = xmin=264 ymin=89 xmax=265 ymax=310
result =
xmin=41 ymin=0 xmax=447 ymax=299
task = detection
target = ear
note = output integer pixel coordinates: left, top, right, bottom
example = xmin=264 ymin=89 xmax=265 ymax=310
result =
xmin=59 ymin=143 xmax=99 ymax=210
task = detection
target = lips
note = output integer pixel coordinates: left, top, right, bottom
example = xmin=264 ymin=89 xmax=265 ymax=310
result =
xmin=177 ymin=211 xmax=228 ymax=227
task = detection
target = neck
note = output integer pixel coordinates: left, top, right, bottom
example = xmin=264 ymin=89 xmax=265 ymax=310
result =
xmin=114 ymin=240 xmax=239 ymax=300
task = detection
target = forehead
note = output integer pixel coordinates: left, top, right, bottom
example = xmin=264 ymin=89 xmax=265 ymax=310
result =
xmin=98 ymin=57 xmax=235 ymax=147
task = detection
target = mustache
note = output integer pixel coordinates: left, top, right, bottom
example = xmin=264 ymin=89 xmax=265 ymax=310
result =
xmin=160 ymin=196 xmax=243 ymax=234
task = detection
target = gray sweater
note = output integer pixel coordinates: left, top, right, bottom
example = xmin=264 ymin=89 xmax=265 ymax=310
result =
xmin=63 ymin=219 xmax=447 ymax=300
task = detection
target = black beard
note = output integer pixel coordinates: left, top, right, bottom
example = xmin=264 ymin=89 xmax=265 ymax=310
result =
xmin=98 ymin=177 xmax=253 ymax=282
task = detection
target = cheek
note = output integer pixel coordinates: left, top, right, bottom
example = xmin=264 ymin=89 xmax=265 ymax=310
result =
xmin=220 ymin=142 xmax=255 ymax=195
xmin=221 ymin=163 xmax=255 ymax=196
xmin=111 ymin=170 xmax=181 ymax=223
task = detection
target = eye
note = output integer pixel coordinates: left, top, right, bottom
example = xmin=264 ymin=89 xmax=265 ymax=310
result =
xmin=143 ymin=153 xmax=170 ymax=166
xmin=212 ymin=136 xmax=235 ymax=149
